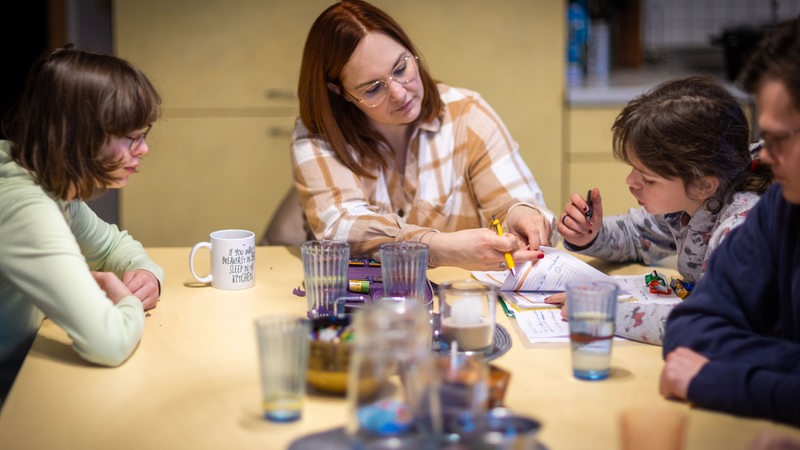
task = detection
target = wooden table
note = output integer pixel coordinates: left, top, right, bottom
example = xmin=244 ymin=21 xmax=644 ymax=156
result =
xmin=0 ymin=247 xmax=798 ymax=449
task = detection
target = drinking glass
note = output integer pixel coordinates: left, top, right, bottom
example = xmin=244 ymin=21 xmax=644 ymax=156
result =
xmin=254 ymin=316 xmax=311 ymax=421
xmin=301 ymin=240 xmax=350 ymax=318
xmin=380 ymin=242 xmax=429 ymax=305
xmin=566 ymin=280 xmax=618 ymax=380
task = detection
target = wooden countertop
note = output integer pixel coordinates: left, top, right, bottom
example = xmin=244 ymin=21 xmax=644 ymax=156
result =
xmin=0 ymin=247 xmax=798 ymax=449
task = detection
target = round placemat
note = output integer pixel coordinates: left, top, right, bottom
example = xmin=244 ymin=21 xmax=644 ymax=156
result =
xmin=489 ymin=322 xmax=512 ymax=361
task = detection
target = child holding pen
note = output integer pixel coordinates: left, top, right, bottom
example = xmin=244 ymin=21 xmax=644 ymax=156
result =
xmin=547 ymin=75 xmax=773 ymax=346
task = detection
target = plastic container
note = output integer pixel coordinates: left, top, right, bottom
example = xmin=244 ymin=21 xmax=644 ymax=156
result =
xmin=567 ymin=1 xmax=589 ymax=87
xmin=588 ymin=19 xmax=610 ymax=86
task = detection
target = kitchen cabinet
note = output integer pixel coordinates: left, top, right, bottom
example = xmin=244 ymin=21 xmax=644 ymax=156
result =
xmin=563 ymin=106 xmax=637 ymax=216
xmin=119 ymin=116 xmax=296 ymax=242
xmin=114 ymin=0 xmax=565 ymax=246
xmin=114 ymin=0 xmax=331 ymax=246
xmin=115 ymin=0 xmax=328 ymax=109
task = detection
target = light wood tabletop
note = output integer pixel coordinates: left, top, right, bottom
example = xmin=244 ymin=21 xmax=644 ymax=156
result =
xmin=0 ymin=246 xmax=798 ymax=449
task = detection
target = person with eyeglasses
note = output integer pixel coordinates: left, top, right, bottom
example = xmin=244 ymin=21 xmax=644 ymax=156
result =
xmin=0 ymin=45 xmax=163 ymax=404
xmin=291 ymin=0 xmax=555 ymax=270
xmin=660 ymin=16 xmax=800 ymax=427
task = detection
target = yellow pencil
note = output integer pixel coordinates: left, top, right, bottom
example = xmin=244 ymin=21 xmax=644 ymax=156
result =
xmin=491 ymin=215 xmax=517 ymax=277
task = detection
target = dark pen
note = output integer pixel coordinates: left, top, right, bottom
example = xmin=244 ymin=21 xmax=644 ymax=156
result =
xmin=584 ymin=189 xmax=593 ymax=220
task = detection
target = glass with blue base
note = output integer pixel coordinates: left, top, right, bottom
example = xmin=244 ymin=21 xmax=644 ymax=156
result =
xmin=566 ymin=280 xmax=618 ymax=381
xmin=255 ymin=316 xmax=311 ymax=421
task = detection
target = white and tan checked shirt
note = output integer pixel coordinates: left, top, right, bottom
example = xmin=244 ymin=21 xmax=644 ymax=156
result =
xmin=291 ymin=84 xmax=552 ymax=260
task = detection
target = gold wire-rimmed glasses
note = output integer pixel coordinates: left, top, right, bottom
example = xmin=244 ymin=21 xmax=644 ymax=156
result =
xmin=345 ymin=54 xmax=419 ymax=108
xmin=125 ymin=124 xmax=152 ymax=152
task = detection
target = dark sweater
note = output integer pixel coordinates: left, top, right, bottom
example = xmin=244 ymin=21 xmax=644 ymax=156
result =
xmin=663 ymin=184 xmax=800 ymax=426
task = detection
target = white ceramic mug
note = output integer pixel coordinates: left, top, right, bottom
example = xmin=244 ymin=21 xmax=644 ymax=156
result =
xmin=189 ymin=229 xmax=255 ymax=290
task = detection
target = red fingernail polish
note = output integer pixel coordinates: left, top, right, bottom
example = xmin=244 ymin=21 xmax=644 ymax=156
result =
xmin=537 ymin=253 xmax=545 ymax=259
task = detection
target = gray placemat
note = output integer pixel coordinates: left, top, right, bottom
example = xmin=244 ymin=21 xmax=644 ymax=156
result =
xmin=489 ymin=322 xmax=512 ymax=361
xmin=287 ymin=425 xmax=550 ymax=450
xmin=288 ymin=427 xmax=349 ymax=450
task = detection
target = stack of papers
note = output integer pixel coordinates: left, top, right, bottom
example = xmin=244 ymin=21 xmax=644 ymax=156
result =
xmin=472 ymin=247 xmax=681 ymax=343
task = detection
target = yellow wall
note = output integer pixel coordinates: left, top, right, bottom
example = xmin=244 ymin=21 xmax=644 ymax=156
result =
xmin=114 ymin=0 xmax=565 ymax=246
xmin=564 ymin=107 xmax=638 ymax=215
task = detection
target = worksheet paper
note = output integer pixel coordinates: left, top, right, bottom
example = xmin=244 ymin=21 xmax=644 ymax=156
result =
xmin=514 ymin=308 xmax=571 ymax=343
xmin=472 ymin=246 xmax=681 ymax=343
xmin=512 ymin=308 xmax=635 ymax=343
xmin=472 ymin=246 xmax=617 ymax=309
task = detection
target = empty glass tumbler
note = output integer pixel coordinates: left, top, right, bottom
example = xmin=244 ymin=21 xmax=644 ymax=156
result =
xmin=254 ymin=316 xmax=311 ymax=422
xmin=380 ymin=242 xmax=429 ymax=306
xmin=301 ymin=240 xmax=350 ymax=318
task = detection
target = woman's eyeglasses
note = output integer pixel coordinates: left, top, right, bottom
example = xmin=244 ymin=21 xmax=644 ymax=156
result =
xmin=346 ymin=54 xmax=419 ymax=108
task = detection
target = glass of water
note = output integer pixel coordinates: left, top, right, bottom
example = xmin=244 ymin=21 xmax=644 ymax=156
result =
xmin=566 ymin=280 xmax=618 ymax=381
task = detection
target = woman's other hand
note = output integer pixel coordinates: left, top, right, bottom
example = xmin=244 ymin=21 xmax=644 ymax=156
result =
xmin=506 ymin=205 xmax=552 ymax=251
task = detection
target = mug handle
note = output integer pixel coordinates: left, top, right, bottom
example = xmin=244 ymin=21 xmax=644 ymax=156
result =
xmin=189 ymin=242 xmax=213 ymax=283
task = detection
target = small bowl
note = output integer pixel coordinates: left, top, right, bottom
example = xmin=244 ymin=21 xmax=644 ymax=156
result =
xmin=307 ymin=316 xmax=352 ymax=395
xmin=307 ymin=339 xmax=351 ymax=394
xmin=306 ymin=316 xmax=393 ymax=397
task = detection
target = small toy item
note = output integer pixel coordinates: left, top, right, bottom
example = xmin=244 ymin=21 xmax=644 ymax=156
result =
xmin=645 ymin=270 xmax=672 ymax=295
xmin=669 ymin=278 xmax=694 ymax=299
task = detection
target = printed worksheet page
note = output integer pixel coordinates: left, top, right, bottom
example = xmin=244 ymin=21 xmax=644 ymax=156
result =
xmin=504 ymin=246 xmax=614 ymax=291
xmin=472 ymin=247 xmax=683 ymax=343
xmin=472 ymin=246 xmax=614 ymax=291
xmin=473 ymin=247 xmax=680 ymax=310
